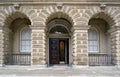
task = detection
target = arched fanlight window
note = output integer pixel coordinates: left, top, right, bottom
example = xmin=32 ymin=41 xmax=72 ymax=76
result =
xmin=88 ymin=28 xmax=99 ymax=52
xmin=50 ymin=26 xmax=68 ymax=34
xmin=20 ymin=27 xmax=31 ymax=52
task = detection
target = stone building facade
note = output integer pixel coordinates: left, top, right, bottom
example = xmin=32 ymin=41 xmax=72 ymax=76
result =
xmin=0 ymin=0 xmax=120 ymax=67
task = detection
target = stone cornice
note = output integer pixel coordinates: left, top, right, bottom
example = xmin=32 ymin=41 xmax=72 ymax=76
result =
xmin=0 ymin=0 xmax=120 ymax=2
xmin=0 ymin=1 xmax=120 ymax=6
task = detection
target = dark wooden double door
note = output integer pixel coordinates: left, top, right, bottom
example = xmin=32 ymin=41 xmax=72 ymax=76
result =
xmin=49 ymin=38 xmax=69 ymax=65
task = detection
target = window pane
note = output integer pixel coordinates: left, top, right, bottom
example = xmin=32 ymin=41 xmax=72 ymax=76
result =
xmin=26 ymin=41 xmax=29 ymax=45
xmin=88 ymin=28 xmax=98 ymax=52
xmin=94 ymin=46 xmax=98 ymax=51
xmin=94 ymin=41 xmax=98 ymax=45
xmin=90 ymin=41 xmax=93 ymax=45
xmin=88 ymin=46 xmax=90 ymax=51
xmin=21 ymin=28 xmax=31 ymax=52
xmin=90 ymin=46 xmax=93 ymax=51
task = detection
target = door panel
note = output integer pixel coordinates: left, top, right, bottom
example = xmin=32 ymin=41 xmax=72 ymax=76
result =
xmin=66 ymin=39 xmax=69 ymax=64
xmin=59 ymin=40 xmax=65 ymax=62
xmin=49 ymin=38 xmax=69 ymax=65
xmin=49 ymin=38 xmax=59 ymax=64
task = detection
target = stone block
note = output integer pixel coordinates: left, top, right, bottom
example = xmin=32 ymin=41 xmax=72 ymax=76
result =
xmin=83 ymin=49 xmax=87 ymax=53
xmin=77 ymin=54 xmax=87 ymax=57
xmin=32 ymin=33 xmax=37 ymax=36
xmin=32 ymin=56 xmax=46 ymax=64
xmin=76 ymin=40 xmax=82 ymax=44
xmin=32 ymin=58 xmax=40 ymax=65
xmin=76 ymin=45 xmax=87 ymax=49
xmin=77 ymin=62 xmax=88 ymax=65
xmin=32 ymin=41 xmax=37 ymax=44
xmin=33 ymin=49 xmax=38 ymax=52
xmin=33 ymin=37 xmax=44 ymax=40
xmin=76 ymin=49 xmax=82 ymax=53
xmin=76 ymin=37 xmax=87 ymax=40
xmin=83 ymin=41 xmax=87 ymax=44
xmin=33 ymin=52 xmax=45 ymax=57
xmin=33 ymin=45 xmax=44 ymax=48
xmin=82 ymin=57 xmax=88 ymax=62
xmin=32 ymin=16 xmax=45 ymax=22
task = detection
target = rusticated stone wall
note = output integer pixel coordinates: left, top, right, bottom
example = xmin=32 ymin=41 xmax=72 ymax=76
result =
xmin=110 ymin=27 xmax=120 ymax=65
xmin=31 ymin=26 xmax=46 ymax=65
xmin=72 ymin=26 xmax=89 ymax=65
xmin=0 ymin=2 xmax=120 ymax=66
xmin=0 ymin=28 xmax=4 ymax=66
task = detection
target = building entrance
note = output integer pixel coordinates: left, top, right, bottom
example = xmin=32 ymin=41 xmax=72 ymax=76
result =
xmin=49 ymin=38 xmax=69 ymax=65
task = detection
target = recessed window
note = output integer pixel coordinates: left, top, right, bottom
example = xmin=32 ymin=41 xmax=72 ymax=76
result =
xmin=88 ymin=28 xmax=99 ymax=52
xmin=20 ymin=27 xmax=31 ymax=52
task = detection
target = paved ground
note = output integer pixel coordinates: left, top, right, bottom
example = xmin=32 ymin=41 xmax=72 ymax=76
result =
xmin=0 ymin=66 xmax=120 ymax=77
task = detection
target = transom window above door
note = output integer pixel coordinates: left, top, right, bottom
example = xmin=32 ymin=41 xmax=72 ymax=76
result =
xmin=50 ymin=26 xmax=68 ymax=34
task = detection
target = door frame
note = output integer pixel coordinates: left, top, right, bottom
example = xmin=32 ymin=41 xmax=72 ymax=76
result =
xmin=47 ymin=34 xmax=72 ymax=66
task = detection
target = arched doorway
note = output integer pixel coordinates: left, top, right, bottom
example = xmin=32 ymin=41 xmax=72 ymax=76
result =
xmin=47 ymin=18 xmax=72 ymax=65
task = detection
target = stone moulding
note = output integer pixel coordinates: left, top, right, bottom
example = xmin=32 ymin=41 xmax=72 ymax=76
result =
xmin=0 ymin=1 xmax=120 ymax=6
xmin=0 ymin=0 xmax=120 ymax=2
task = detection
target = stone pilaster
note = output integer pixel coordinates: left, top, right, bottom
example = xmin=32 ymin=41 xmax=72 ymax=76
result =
xmin=0 ymin=28 xmax=4 ymax=66
xmin=72 ymin=25 xmax=89 ymax=66
xmin=110 ymin=26 xmax=120 ymax=65
xmin=31 ymin=26 xmax=46 ymax=66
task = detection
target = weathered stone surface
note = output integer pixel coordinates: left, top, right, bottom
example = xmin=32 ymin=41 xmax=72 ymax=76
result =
xmin=0 ymin=1 xmax=120 ymax=67
xmin=0 ymin=30 xmax=4 ymax=66
xmin=32 ymin=29 xmax=46 ymax=65
xmin=110 ymin=29 xmax=120 ymax=65
xmin=73 ymin=29 xmax=88 ymax=66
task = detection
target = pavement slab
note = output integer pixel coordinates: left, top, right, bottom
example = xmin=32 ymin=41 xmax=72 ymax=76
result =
xmin=0 ymin=66 xmax=120 ymax=77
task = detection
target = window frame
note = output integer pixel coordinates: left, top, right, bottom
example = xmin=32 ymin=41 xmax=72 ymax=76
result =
xmin=88 ymin=27 xmax=99 ymax=53
xmin=20 ymin=27 xmax=31 ymax=53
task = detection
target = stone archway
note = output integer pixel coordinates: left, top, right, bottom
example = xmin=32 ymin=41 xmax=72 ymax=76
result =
xmin=0 ymin=6 xmax=35 ymax=66
xmin=87 ymin=11 xmax=119 ymax=65
xmin=47 ymin=18 xmax=72 ymax=66
xmin=44 ymin=11 xmax=73 ymax=66
xmin=2 ymin=12 xmax=31 ymax=65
